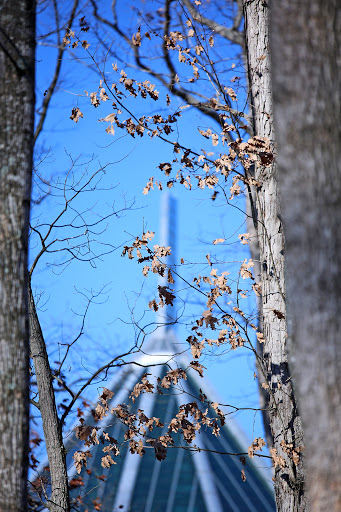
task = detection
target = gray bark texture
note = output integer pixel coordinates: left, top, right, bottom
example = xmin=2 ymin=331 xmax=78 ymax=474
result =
xmin=270 ymin=1 xmax=341 ymax=510
xmin=29 ymin=287 xmax=70 ymax=512
xmin=244 ymin=64 xmax=274 ymax=453
xmin=0 ymin=1 xmax=35 ymax=510
xmin=243 ymin=1 xmax=307 ymax=510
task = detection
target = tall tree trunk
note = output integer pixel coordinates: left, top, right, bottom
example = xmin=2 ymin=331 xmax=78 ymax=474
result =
xmin=246 ymin=174 xmax=274 ymax=449
xmin=0 ymin=1 xmax=35 ymax=510
xmin=244 ymin=62 xmax=274 ymax=451
xmin=243 ymin=1 xmax=307 ymax=509
xmin=270 ymin=1 xmax=341 ymax=510
xmin=29 ymin=286 xmax=70 ymax=512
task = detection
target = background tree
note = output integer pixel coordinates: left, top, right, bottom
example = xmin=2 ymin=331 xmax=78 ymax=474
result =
xmin=0 ymin=0 xmax=35 ymax=510
xmin=270 ymin=1 xmax=341 ymax=510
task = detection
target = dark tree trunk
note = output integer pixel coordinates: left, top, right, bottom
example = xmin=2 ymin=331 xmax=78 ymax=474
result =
xmin=243 ymin=1 xmax=307 ymax=509
xmin=270 ymin=1 xmax=341 ymax=510
xmin=29 ymin=287 xmax=70 ymax=512
xmin=0 ymin=1 xmax=35 ymax=510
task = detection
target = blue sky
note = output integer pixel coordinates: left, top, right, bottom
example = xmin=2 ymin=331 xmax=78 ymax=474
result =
xmin=31 ymin=0 xmax=270 ymax=472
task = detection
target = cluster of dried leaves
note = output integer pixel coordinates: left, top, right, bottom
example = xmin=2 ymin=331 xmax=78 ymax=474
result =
xmin=72 ymin=367 xmax=227 ymax=474
xmin=121 ymin=233 xmax=262 ymax=357
xmin=68 ymin=17 xmax=273 ymax=205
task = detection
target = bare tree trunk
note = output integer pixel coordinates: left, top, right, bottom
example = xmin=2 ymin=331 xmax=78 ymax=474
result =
xmin=0 ymin=1 xmax=35 ymax=510
xmin=244 ymin=49 xmax=274 ymax=449
xmin=270 ymin=1 xmax=341 ymax=510
xmin=29 ymin=286 xmax=70 ymax=512
xmin=246 ymin=180 xmax=274 ymax=449
xmin=243 ymin=1 xmax=307 ymax=509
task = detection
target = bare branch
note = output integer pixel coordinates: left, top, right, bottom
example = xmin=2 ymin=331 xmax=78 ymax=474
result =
xmin=30 ymin=399 xmax=40 ymax=410
xmin=51 ymin=375 xmax=76 ymax=399
xmin=34 ymin=0 xmax=80 ymax=143
xmin=181 ymin=0 xmax=245 ymax=48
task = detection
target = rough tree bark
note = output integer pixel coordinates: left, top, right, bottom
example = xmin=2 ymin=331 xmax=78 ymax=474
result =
xmin=243 ymin=1 xmax=307 ymax=509
xmin=29 ymin=286 xmax=70 ymax=512
xmin=270 ymin=1 xmax=341 ymax=510
xmin=0 ymin=1 xmax=35 ymax=510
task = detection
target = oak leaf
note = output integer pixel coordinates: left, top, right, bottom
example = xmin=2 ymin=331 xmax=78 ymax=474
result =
xmin=238 ymin=233 xmax=250 ymax=245
xmin=73 ymin=450 xmax=92 ymax=474
xmin=270 ymin=448 xmax=286 ymax=469
xmin=132 ymin=28 xmax=142 ymax=47
xmin=70 ymin=107 xmax=83 ymax=123
xmin=158 ymin=285 xmax=175 ymax=306
xmin=240 ymin=259 xmax=254 ymax=279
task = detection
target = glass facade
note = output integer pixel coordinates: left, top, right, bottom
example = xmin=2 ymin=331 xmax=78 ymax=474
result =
xmin=65 ymin=362 xmax=276 ymax=512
